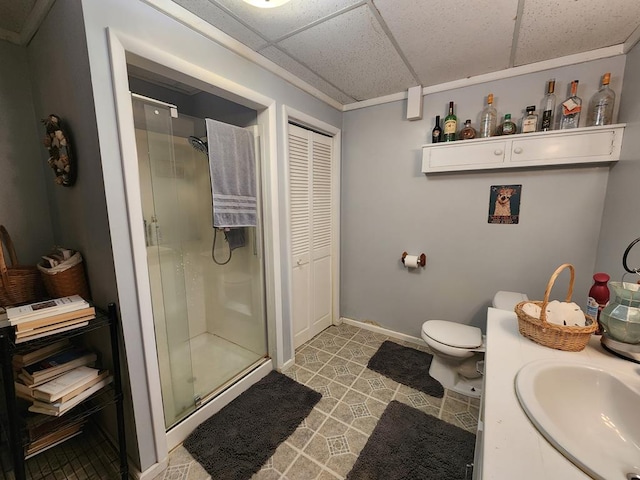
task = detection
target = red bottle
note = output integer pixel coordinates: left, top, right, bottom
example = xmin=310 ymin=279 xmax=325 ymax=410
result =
xmin=586 ymin=273 xmax=610 ymax=334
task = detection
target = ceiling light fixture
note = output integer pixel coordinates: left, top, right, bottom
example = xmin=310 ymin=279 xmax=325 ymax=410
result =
xmin=242 ymin=0 xmax=292 ymax=8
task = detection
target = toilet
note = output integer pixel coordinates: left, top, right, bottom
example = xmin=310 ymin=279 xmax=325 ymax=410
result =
xmin=421 ymin=291 xmax=528 ymax=398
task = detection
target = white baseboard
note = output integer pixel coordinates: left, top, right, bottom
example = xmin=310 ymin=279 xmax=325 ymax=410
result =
xmin=340 ymin=317 xmax=423 ymax=345
xmin=280 ymin=357 xmax=295 ymax=371
xmin=134 ymin=458 xmax=168 ymax=480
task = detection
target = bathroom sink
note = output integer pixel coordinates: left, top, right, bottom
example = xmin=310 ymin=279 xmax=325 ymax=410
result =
xmin=515 ymin=359 xmax=640 ymax=480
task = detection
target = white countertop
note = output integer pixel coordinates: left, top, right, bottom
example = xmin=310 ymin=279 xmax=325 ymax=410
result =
xmin=480 ymin=307 xmax=640 ymax=479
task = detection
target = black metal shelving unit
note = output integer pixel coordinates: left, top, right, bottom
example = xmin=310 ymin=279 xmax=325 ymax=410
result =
xmin=0 ymin=303 xmax=128 ymax=480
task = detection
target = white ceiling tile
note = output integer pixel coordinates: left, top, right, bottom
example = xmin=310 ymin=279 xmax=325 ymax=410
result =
xmin=172 ymin=0 xmax=268 ymax=50
xmin=374 ymin=0 xmax=517 ymax=87
xmin=259 ymin=46 xmax=356 ymax=104
xmin=277 ymin=5 xmax=416 ymax=100
xmin=0 ymin=0 xmax=36 ymax=33
xmin=212 ymin=0 xmax=362 ymax=41
xmin=515 ymin=0 xmax=640 ymax=66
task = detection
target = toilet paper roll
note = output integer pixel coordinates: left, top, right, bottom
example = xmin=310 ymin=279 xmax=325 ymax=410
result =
xmin=404 ymin=254 xmax=420 ymax=268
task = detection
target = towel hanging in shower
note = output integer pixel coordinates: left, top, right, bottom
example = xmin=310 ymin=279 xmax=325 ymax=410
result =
xmin=206 ymin=118 xmax=257 ymax=228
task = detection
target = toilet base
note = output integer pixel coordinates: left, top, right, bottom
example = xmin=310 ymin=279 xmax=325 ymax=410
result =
xmin=428 ymin=353 xmax=483 ymax=399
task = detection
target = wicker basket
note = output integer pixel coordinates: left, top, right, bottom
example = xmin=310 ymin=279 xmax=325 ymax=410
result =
xmin=0 ymin=225 xmax=45 ymax=306
xmin=514 ymin=263 xmax=597 ymax=352
xmin=38 ymin=253 xmax=90 ymax=300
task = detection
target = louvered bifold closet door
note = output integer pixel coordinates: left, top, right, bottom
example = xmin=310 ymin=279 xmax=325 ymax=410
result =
xmin=310 ymin=133 xmax=332 ymax=339
xmin=288 ymin=124 xmax=334 ymax=348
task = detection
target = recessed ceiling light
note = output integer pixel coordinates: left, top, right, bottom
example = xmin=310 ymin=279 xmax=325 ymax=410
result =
xmin=242 ymin=0 xmax=292 ymax=8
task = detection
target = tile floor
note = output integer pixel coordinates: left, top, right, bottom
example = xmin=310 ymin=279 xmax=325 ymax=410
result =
xmin=0 ymin=422 xmax=123 ymax=480
xmin=157 ymin=323 xmax=480 ymax=480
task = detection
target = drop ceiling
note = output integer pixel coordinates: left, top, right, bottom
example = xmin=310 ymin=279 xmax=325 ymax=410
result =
xmin=166 ymin=0 xmax=640 ymax=105
xmin=2 ymin=0 xmax=640 ymax=107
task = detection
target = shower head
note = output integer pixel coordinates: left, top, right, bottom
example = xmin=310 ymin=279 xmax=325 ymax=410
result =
xmin=188 ymin=136 xmax=208 ymax=155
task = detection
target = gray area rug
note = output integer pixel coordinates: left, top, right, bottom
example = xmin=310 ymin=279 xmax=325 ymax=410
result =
xmin=367 ymin=340 xmax=444 ymax=398
xmin=346 ymin=400 xmax=476 ymax=480
xmin=183 ymin=371 xmax=321 ymax=480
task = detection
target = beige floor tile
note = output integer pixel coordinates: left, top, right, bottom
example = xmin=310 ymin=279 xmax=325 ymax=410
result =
xmin=333 ymin=341 xmax=378 ymax=366
xmin=308 ymin=332 xmax=350 ymax=354
xmin=155 ymin=323 xmax=482 ymax=480
xmin=254 ymin=442 xmax=298 ymax=478
xmin=350 ymin=369 xmax=399 ymax=403
xmin=281 ymin=364 xmax=316 ymax=385
xmin=306 ymin=374 xmax=349 ymax=414
xmin=330 ymin=389 xmax=387 ymax=435
xmin=294 ymin=347 xmax=334 ymax=373
xmin=286 ymin=407 xmax=328 ymax=450
xmin=317 ymin=357 xmax=364 ymax=387
xmin=282 ymin=454 xmax=322 ymax=480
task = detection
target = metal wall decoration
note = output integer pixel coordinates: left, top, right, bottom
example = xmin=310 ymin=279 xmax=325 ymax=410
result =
xmin=42 ymin=114 xmax=76 ymax=187
xmin=488 ymin=184 xmax=522 ymax=224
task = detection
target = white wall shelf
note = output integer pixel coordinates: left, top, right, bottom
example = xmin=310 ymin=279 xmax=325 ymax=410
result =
xmin=421 ymin=124 xmax=625 ymax=174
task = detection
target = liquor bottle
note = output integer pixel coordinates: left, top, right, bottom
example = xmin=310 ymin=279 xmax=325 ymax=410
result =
xmin=499 ymin=114 xmax=517 ymax=135
xmin=459 ymin=119 xmax=476 ymax=140
xmin=560 ymin=80 xmax=582 ymax=129
xmin=521 ymin=106 xmax=538 ymax=133
xmin=479 ymin=93 xmax=497 ymax=138
xmin=587 ymin=73 xmax=615 ymax=126
xmin=540 ymin=79 xmax=556 ymax=131
xmin=443 ymin=101 xmax=457 ymax=142
xmin=432 ymin=115 xmax=442 ymax=143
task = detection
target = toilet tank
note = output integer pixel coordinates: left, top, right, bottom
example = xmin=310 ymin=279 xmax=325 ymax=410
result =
xmin=492 ymin=291 xmax=528 ymax=311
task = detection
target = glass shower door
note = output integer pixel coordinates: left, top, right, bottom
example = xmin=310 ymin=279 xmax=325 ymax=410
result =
xmin=133 ymin=93 xmax=268 ymax=430
xmin=135 ymin=99 xmax=197 ymax=427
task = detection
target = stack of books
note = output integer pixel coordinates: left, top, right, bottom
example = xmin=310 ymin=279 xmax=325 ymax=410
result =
xmin=23 ymin=413 xmax=87 ymax=456
xmin=6 ymin=295 xmax=95 ymax=343
xmin=13 ymin=340 xmax=113 ymax=417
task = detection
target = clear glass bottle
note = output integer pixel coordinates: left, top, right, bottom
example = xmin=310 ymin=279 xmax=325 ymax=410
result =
xmin=560 ymin=80 xmax=582 ymax=129
xmin=443 ymin=101 xmax=457 ymax=142
xmin=540 ymin=79 xmax=556 ymax=131
xmin=459 ymin=119 xmax=476 ymax=140
xmin=499 ymin=114 xmax=517 ymax=135
xmin=432 ymin=115 xmax=442 ymax=143
xmin=521 ymin=106 xmax=538 ymax=133
xmin=479 ymin=93 xmax=497 ymax=138
xmin=587 ymin=73 xmax=615 ymax=126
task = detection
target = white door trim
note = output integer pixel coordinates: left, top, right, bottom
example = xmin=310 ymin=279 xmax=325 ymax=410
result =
xmin=282 ymin=105 xmax=341 ymax=355
xmin=106 ymin=27 xmax=281 ymax=467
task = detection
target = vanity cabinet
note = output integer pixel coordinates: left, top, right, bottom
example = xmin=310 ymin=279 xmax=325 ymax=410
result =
xmin=421 ymin=124 xmax=625 ymax=173
xmin=476 ymin=307 xmax=638 ymax=479
xmin=0 ymin=304 xmax=128 ymax=480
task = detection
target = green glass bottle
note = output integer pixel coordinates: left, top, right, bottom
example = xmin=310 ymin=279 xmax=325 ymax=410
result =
xmin=443 ymin=101 xmax=457 ymax=142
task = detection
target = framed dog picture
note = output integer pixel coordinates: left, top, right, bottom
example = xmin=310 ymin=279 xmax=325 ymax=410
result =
xmin=488 ymin=184 xmax=522 ymax=224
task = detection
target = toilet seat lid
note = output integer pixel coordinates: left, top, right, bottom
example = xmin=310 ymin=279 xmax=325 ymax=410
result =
xmin=422 ymin=320 xmax=482 ymax=349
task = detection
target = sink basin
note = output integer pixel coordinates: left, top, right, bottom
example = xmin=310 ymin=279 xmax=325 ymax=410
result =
xmin=515 ymin=360 xmax=640 ymax=480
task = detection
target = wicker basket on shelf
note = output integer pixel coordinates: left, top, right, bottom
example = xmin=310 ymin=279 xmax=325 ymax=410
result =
xmin=38 ymin=252 xmax=90 ymax=300
xmin=514 ymin=263 xmax=597 ymax=352
xmin=0 ymin=225 xmax=45 ymax=306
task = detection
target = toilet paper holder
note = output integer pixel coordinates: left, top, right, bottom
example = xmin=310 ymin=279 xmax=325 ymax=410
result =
xmin=401 ymin=252 xmax=426 ymax=268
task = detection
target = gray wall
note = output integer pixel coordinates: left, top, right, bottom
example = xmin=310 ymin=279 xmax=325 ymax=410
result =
xmin=26 ymin=0 xmax=140 ymax=466
xmin=596 ymin=43 xmax=640 ymax=279
xmin=0 ymin=41 xmax=53 ymax=263
xmin=341 ymin=56 xmax=626 ymax=337
xmin=80 ymin=0 xmax=341 ymax=471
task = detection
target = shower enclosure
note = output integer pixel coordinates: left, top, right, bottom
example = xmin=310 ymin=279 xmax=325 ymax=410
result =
xmin=131 ymin=94 xmax=268 ymax=429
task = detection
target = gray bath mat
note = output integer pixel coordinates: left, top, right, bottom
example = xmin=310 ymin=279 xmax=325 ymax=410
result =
xmin=367 ymin=340 xmax=444 ymax=398
xmin=183 ymin=370 xmax=321 ymax=480
xmin=346 ymin=400 xmax=476 ymax=480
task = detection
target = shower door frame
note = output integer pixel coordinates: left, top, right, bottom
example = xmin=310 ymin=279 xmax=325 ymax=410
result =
xmin=107 ymin=29 xmax=284 ymax=470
